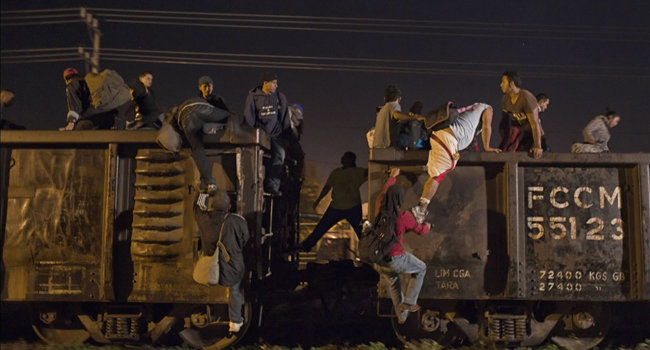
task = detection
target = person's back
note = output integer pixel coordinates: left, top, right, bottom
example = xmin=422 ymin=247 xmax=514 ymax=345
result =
xmin=373 ymin=85 xmax=402 ymax=148
xmin=327 ymin=166 xmax=367 ymax=210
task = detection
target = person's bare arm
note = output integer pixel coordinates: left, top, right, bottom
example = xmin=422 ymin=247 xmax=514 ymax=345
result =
xmin=480 ymin=106 xmax=501 ymax=153
xmin=313 ymin=184 xmax=332 ymax=210
xmin=392 ymin=110 xmax=424 ymax=122
xmin=526 ymin=108 xmax=543 ymax=158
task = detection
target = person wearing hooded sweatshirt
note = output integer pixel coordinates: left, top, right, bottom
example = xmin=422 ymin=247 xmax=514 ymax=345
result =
xmin=243 ymin=72 xmax=289 ymax=196
xmin=194 ymin=190 xmax=250 ymax=333
xmin=374 ymin=168 xmax=431 ymax=324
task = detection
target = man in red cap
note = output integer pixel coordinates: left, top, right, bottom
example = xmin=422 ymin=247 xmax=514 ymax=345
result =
xmin=60 ymin=67 xmax=118 ymax=130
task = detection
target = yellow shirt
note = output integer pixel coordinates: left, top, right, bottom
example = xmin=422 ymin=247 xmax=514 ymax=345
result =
xmin=327 ymin=167 xmax=367 ymax=210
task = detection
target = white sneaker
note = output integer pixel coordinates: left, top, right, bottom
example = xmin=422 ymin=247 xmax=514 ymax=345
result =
xmin=229 ymin=320 xmax=243 ymax=333
xmin=410 ymin=205 xmax=428 ymax=224
xmin=197 ymin=192 xmax=209 ymax=211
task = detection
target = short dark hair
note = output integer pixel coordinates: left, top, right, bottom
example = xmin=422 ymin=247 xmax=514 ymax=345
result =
xmin=536 ymin=93 xmax=549 ymax=102
xmin=341 ymin=151 xmax=356 ymax=166
xmin=605 ymin=107 xmax=619 ymax=118
xmin=502 ymin=71 xmax=522 ymax=88
xmin=139 ymin=71 xmax=153 ymax=78
xmin=384 ymin=85 xmax=401 ymax=102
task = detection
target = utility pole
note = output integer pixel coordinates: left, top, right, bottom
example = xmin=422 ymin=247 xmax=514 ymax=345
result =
xmin=80 ymin=7 xmax=101 ymax=73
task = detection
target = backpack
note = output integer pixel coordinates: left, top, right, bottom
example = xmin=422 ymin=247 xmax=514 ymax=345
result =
xmin=358 ymin=212 xmax=398 ymax=264
xmin=423 ymin=101 xmax=459 ymax=131
xmin=84 ymin=69 xmax=131 ymax=111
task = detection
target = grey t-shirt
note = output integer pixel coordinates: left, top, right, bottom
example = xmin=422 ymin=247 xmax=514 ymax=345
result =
xmin=450 ymin=103 xmax=490 ymax=150
xmin=373 ymin=101 xmax=401 ymax=148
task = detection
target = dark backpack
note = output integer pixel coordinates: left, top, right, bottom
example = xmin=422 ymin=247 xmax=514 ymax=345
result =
xmin=423 ymin=101 xmax=459 ymax=131
xmin=358 ymin=212 xmax=397 ymax=264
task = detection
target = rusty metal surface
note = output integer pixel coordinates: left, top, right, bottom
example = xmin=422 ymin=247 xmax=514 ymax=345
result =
xmin=0 ymin=127 xmax=270 ymax=150
xmin=1 ymin=130 xmax=268 ymax=305
xmin=523 ymin=166 xmax=629 ymax=300
xmin=369 ymin=149 xmax=650 ymax=302
xmin=2 ymin=148 xmax=108 ymax=300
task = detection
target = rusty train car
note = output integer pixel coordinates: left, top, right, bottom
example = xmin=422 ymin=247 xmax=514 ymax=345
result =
xmin=0 ymin=128 xmax=281 ymax=349
xmin=368 ymin=148 xmax=650 ymax=348
xmin=1 ymin=128 xmax=649 ymax=349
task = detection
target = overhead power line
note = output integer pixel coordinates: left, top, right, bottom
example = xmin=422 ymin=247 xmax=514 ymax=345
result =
xmin=1 ymin=7 xmax=647 ymax=42
xmin=2 ymin=47 xmax=647 ymax=80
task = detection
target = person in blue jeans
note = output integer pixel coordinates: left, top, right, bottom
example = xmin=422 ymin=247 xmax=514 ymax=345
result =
xmin=298 ymin=151 xmax=367 ymax=252
xmin=374 ymin=168 xmax=431 ymax=324
xmin=194 ymin=190 xmax=250 ymax=333
xmin=159 ymin=97 xmax=231 ymax=195
xmin=243 ymin=72 xmax=290 ymax=196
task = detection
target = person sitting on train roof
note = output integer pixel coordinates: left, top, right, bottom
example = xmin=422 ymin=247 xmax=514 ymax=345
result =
xmin=157 ymin=95 xmax=231 ymax=195
xmin=515 ymin=92 xmax=551 ymax=152
xmin=194 ymin=190 xmax=250 ymax=333
xmin=373 ymin=168 xmax=431 ymax=324
xmin=126 ymin=71 xmax=163 ymax=130
xmin=59 ymin=67 xmax=125 ymax=131
xmin=371 ymin=84 xmax=402 ymax=149
xmin=197 ymin=75 xmax=231 ymax=112
xmin=571 ymin=108 xmax=621 ymax=153
xmin=294 ymin=151 xmax=367 ymax=253
xmin=393 ymin=102 xmax=500 ymax=224
xmin=242 ymin=72 xmax=290 ymax=196
xmin=497 ymin=71 xmax=544 ymax=158
xmin=1 ymin=89 xmax=25 ymax=130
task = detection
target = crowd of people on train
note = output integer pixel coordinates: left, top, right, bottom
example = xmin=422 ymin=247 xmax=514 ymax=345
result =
xmin=0 ymin=68 xmax=625 ymax=328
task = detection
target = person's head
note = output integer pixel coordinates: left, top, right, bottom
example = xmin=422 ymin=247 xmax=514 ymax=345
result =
xmin=605 ymin=108 xmax=621 ymax=128
xmin=383 ymin=183 xmax=405 ymax=217
xmin=500 ymin=71 xmax=521 ymax=93
xmin=261 ymin=72 xmax=278 ymax=94
xmin=209 ymin=189 xmax=231 ymax=212
xmin=139 ymin=71 xmax=153 ymax=88
xmin=409 ymin=101 xmax=423 ymax=115
xmin=384 ymin=85 xmax=401 ymax=103
xmin=62 ymin=67 xmax=80 ymax=85
xmin=289 ymin=104 xmax=304 ymax=136
xmin=1 ymin=89 xmax=15 ymax=107
xmin=341 ymin=151 xmax=356 ymax=167
xmin=536 ymin=93 xmax=550 ymax=112
xmin=198 ymin=75 xmax=214 ymax=98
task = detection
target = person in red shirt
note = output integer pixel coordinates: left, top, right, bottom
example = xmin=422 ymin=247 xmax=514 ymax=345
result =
xmin=374 ymin=168 xmax=431 ymax=324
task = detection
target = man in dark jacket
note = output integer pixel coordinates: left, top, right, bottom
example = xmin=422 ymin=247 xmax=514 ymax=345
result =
xmin=194 ymin=190 xmax=250 ymax=333
xmin=59 ymin=67 xmax=118 ymax=130
xmin=127 ymin=71 xmax=162 ymax=129
xmin=198 ymin=75 xmax=230 ymax=112
xmin=243 ymin=72 xmax=289 ymax=196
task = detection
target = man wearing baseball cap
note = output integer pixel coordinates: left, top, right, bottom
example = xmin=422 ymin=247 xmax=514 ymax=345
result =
xmin=243 ymin=72 xmax=290 ymax=196
xmin=197 ymin=75 xmax=230 ymax=112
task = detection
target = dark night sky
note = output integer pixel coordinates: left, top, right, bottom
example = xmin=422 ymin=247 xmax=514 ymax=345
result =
xmin=2 ymin=0 xmax=649 ymax=181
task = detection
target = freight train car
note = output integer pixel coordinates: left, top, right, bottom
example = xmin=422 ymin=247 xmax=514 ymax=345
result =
xmin=0 ymin=127 xmax=284 ymax=349
xmin=2 ymin=127 xmax=649 ymax=349
xmin=367 ymin=148 xmax=650 ymax=348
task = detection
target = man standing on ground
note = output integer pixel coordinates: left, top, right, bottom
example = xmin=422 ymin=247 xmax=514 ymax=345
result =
xmin=243 ymin=72 xmax=289 ymax=196
xmin=498 ymin=71 xmax=544 ymax=158
xmin=297 ymin=151 xmax=367 ymax=252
